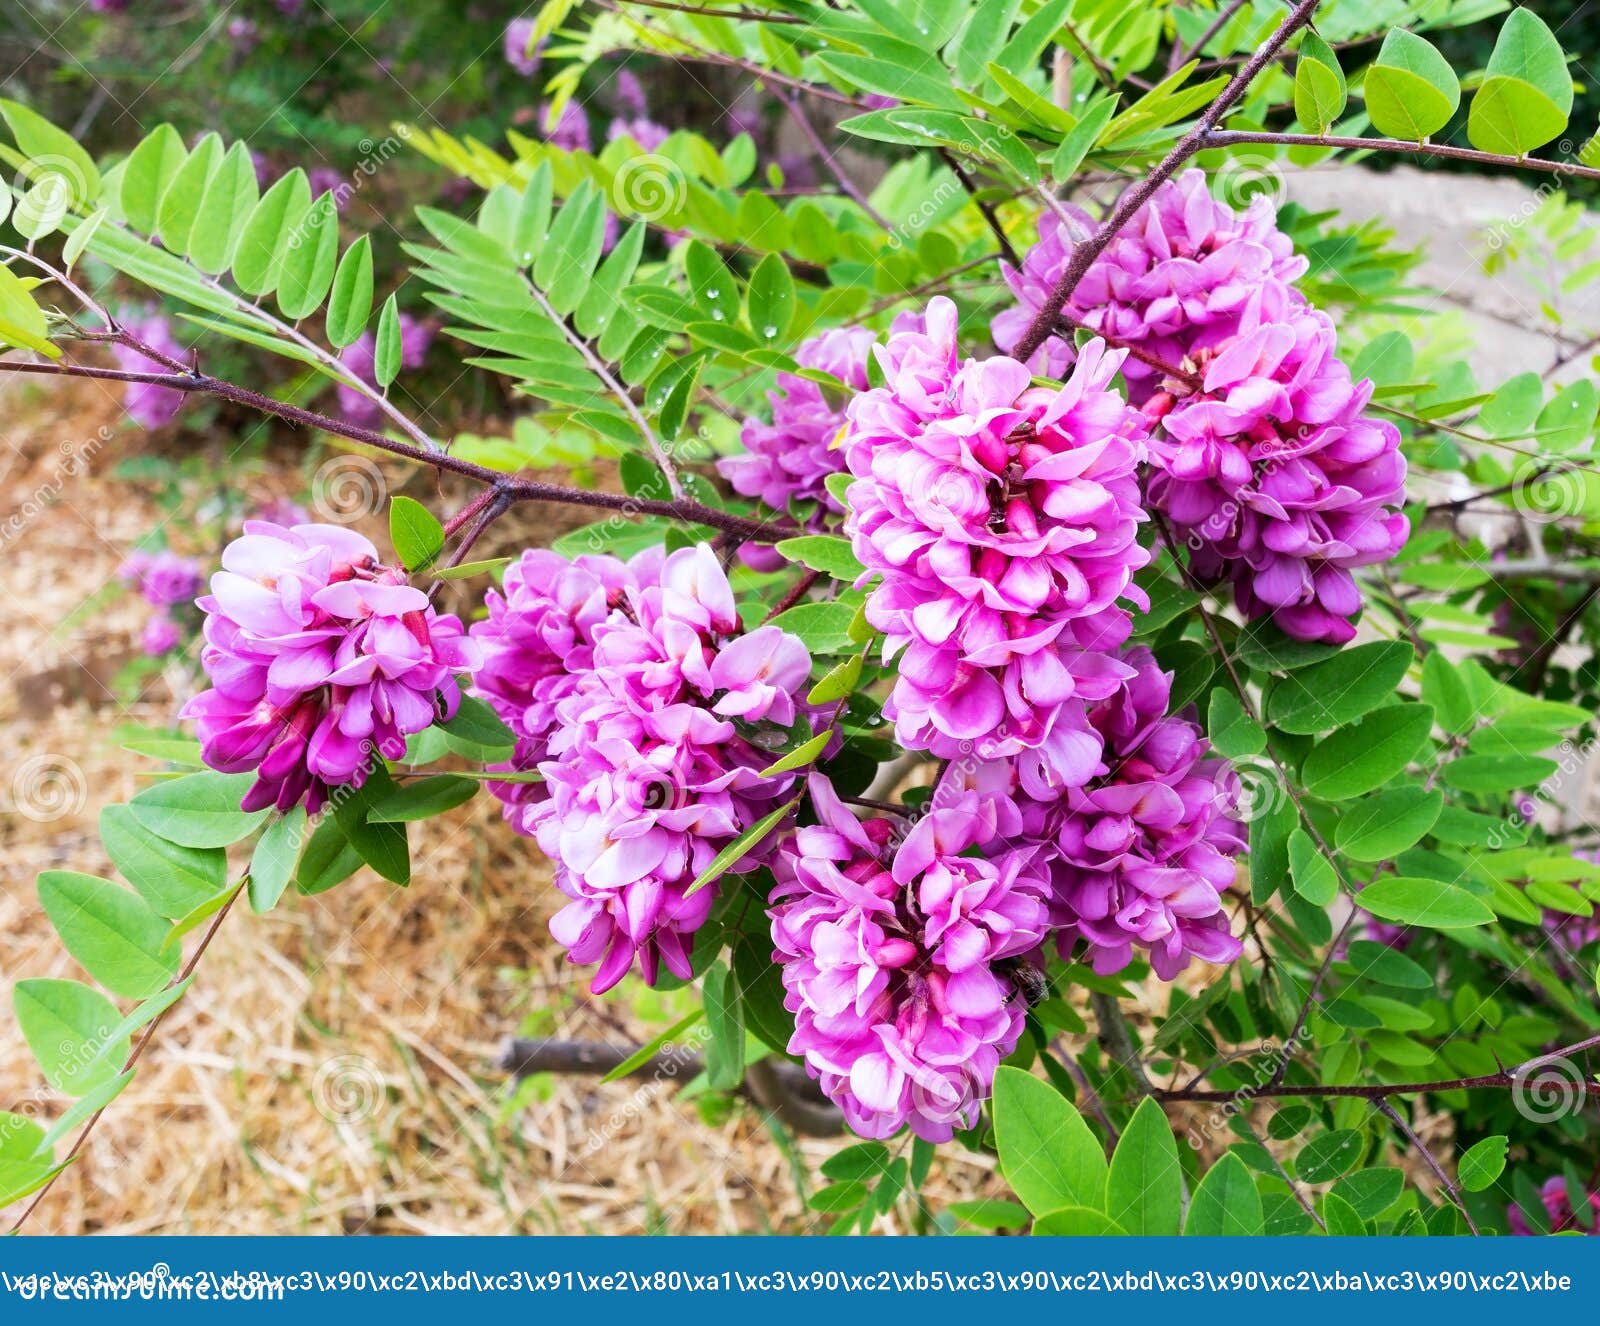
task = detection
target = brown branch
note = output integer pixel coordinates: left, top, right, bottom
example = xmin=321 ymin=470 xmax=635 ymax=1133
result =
xmin=1375 ymin=1098 xmax=1480 ymax=1236
xmin=1203 ymin=129 xmax=1600 ymax=186
xmin=1010 ymin=0 xmax=1322 ymax=364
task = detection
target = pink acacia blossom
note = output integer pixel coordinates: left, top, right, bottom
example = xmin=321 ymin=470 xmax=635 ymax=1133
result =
xmin=1145 ymin=287 xmax=1409 ymax=644
xmin=182 ymin=522 xmax=479 ymax=814
xmin=504 ymin=19 xmax=544 ymax=77
xmin=475 ymin=545 xmax=816 ymax=993
xmin=1508 ymin=1176 xmax=1600 ymax=1235
xmin=719 ymin=325 xmax=876 ymax=520
xmin=993 ymin=168 xmax=1308 ymax=392
xmin=768 ymin=776 xmax=1048 ymax=1140
xmin=842 ymin=296 xmax=1149 ymax=773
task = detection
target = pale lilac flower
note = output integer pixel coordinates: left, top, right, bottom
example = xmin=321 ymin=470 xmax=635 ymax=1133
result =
xmin=768 ymin=776 xmax=1048 ymax=1141
xmin=141 ymin=614 xmax=182 ymax=657
xmin=182 ymin=522 xmax=479 ymax=814
xmin=613 ymin=69 xmax=649 ymax=117
xmin=607 ymin=117 xmax=670 ymax=152
xmin=541 ymin=100 xmax=591 ymax=153
xmin=718 ymin=326 xmax=876 ymax=520
xmin=504 ymin=19 xmax=544 ymax=77
xmin=112 ymin=314 xmax=187 ymax=429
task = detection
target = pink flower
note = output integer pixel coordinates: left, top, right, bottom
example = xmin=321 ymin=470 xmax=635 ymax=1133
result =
xmin=1508 ymin=1176 xmax=1600 ymax=1235
xmin=182 ymin=521 xmax=479 ymax=814
xmin=718 ymin=326 xmax=876 ymax=520
xmin=481 ymin=545 xmax=816 ymax=993
xmin=842 ymin=296 xmax=1149 ymax=772
xmin=768 ymin=776 xmax=1048 ymax=1140
xmin=141 ymin=614 xmax=182 ymax=657
xmin=504 ymin=19 xmax=544 ymax=77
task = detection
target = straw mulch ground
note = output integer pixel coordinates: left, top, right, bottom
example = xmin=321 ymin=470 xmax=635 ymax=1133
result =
xmin=0 ymin=376 xmax=1008 ymax=1234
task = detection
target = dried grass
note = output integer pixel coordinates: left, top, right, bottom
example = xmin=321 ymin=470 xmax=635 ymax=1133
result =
xmin=0 ymin=378 xmax=1006 ymax=1235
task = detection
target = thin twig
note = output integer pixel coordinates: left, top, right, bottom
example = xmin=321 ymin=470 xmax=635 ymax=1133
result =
xmin=1011 ymin=0 xmax=1322 ymax=363
xmin=1203 ymin=128 xmax=1600 ymax=187
xmin=1374 ymin=1098 xmax=1480 ymax=1236
xmin=778 ymin=92 xmax=893 ymax=232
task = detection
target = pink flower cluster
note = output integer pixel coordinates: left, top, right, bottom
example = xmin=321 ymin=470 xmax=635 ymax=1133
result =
xmin=718 ymin=326 xmax=875 ymax=523
xmin=1509 ymin=1176 xmax=1600 ymax=1235
xmin=470 ymin=545 xmax=817 ymax=992
xmin=768 ymin=777 xmax=1049 ymax=1140
xmin=184 ymin=522 xmax=478 ymax=814
xmin=995 ymin=169 xmax=1408 ymax=644
xmin=842 ymin=296 xmax=1150 ymax=782
xmin=119 ymin=549 xmax=203 ymax=657
xmin=770 ymin=645 xmax=1244 ymax=1139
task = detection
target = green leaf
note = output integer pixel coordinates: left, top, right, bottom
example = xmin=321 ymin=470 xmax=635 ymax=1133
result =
xmin=702 ymin=959 xmax=745 ymax=1090
xmin=1267 ymin=641 xmax=1413 ymax=734
xmin=1185 ymin=1153 xmax=1263 ymax=1234
xmin=1364 ymin=29 xmax=1460 ymax=141
xmin=947 ymin=1198 xmax=1031 ymax=1231
xmin=13 ymin=979 xmax=128 ymax=1096
xmin=129 ymin=772 xmax=269 ymax=848
xmin=1335 ymin=787 xmax=1442 ymax=863
xmin=1357 ymin=876 xmax=1496 ymax=929
xmin=600 ymin=1010 xmax=705 ymax=1084
xmin=165 ymin=881 xmax=243 ymax=947
xmin=1052 ymin=96 xmax=1118 ymax=179
xmin=249 ymin=807 xmax=305 ymax=914
xmin=1031 ymin=1206 xmax=1127 ymax=1235
xmin=1441 ymin=753 xmax=1556 ymax=794
xmin=432 ymin=556 xmax=511 ymax=581
xmin=0 ymin=98 xmax=100 ymax=206
xmin=1458 ymin=1135 xmax=1508 ymax=1192
xmin=293 ymin=813 xmax=365 ymax=896
xmin=1106 ymin=1096 xmax=1181 ymax=1236
xmin=1288 ymin=829 xmax=1339 ymax=906
xmin=1331 ymin=1166 xmax=1405 ymax=1219
xmin=373 ymin=293 xmax=402 ymax=388
xmin=325 ymin=235 xmax=374 ymax=348
xmin=685 ymin=796 xmax=800 ymax=897
xmin=1468 ymin=9 xmax=1573 ymax=157
xmin=1294 ymin=31 xmax=1347 ymax=135
xmin=1344 ymin=940 xmax=1433 ymax=989
xmin=808 ymin=655 xmax=864 ymax=706
xmin=1322 ymin=1191 xmax=1367 ymax=1236
xmin=759 ymin=729 xmax=832 ymax=778
xmin=62 ymin=207 xmax=108 ymax=274
xmin=277 ymin=193 xmax=341 ymax=320
xmin=232 ymin=168 xmax=311 ymax=296
xmin=187 ymin=142 xmax=258 ymax=274
xmin=774 ymin=535 xmax=864 ymax=581
xmin=1298 ymin=1128 xmax=1364 ymax=1182
xmin=119 ymin=124 xmax=187 ymax=234
xmin=332 ymin=773 xmax=410 ymax=887
xmin=389 ymin=495 xmax=445 ymax=572
xmin=1207 ymin=688 xmax=1265 ymax=758
xmin=746 ymin=252 xmax=795 ymax=344
xmin=0 ymin=260 xmax=59 ymax=358
xmin=1301 ymin=703 xmax=1434 ymax=800
xmin=992 ymin=1067 xmax=1108 ymax=1217
xmin=366 ymin=775 xmax=477 ymax=822
xmin=99 ymin=804 xmax=227 ymax=919
xmin=767 ymin=601 xmax=859 ymax=654
xmin=437 ymin=694 xmax=517 ymax=756
xmin=37 ymin=871 xmax=180 ymax=1000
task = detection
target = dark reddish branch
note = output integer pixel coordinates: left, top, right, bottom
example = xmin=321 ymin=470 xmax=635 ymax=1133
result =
xmin=1203 ymin=129 xmax=1600 ymax=185
xmin=1009 ymin=0 xmax=1323 ymax=364
xmin=5 ymin=357 xmax=795 ymax=546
